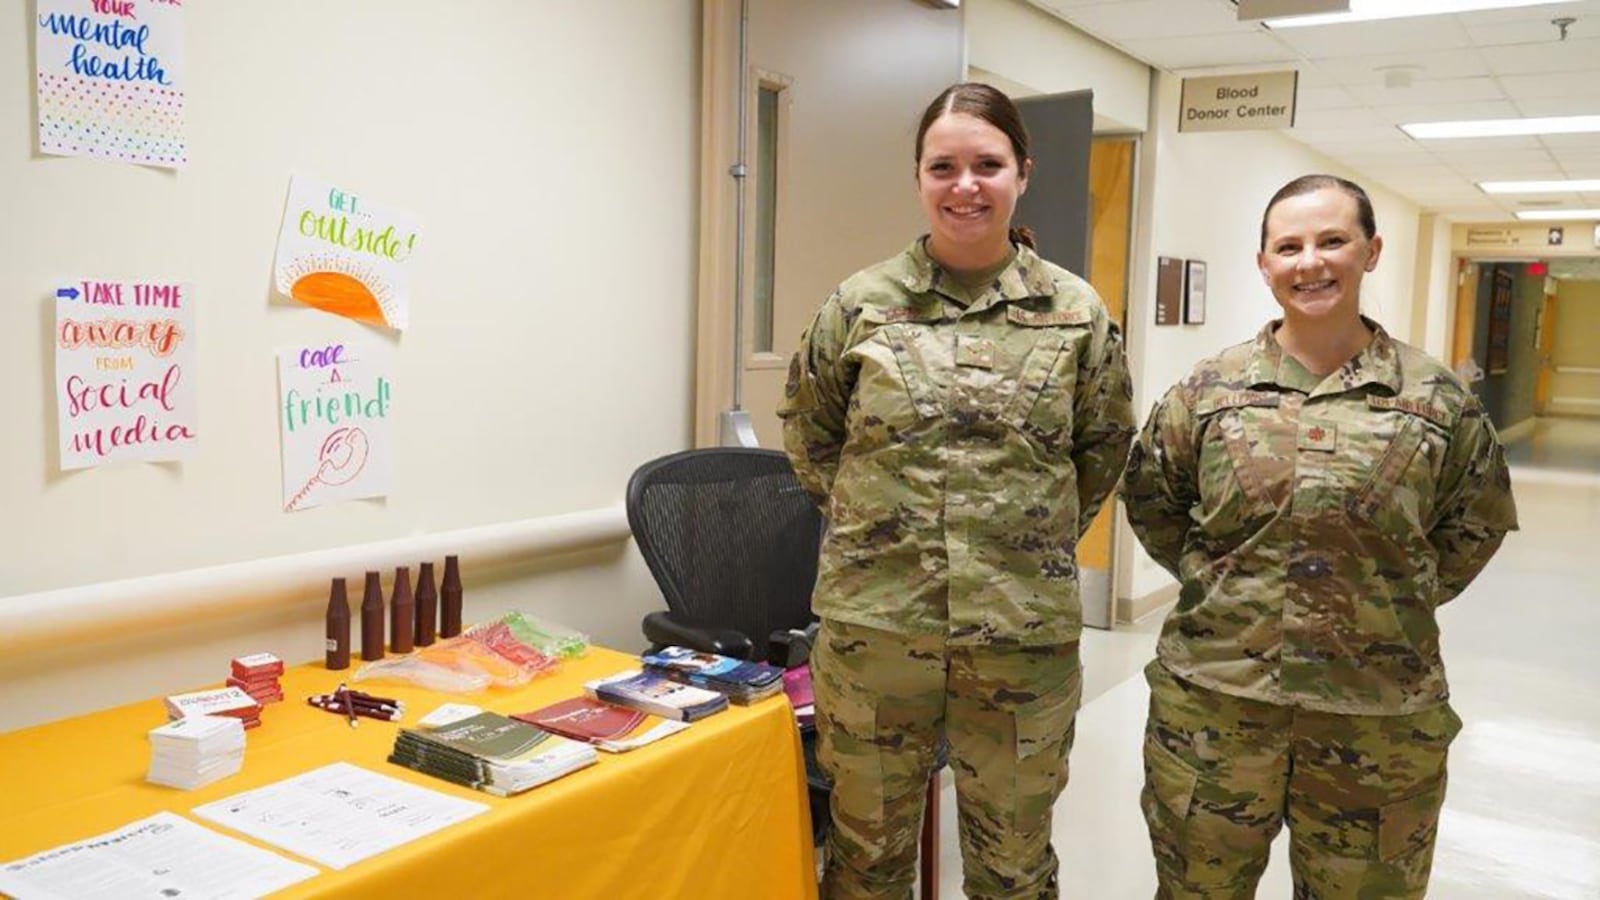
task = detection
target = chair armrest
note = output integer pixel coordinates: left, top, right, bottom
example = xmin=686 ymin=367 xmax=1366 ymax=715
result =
xmin=641 ymin=611 xmax=755 ymax=660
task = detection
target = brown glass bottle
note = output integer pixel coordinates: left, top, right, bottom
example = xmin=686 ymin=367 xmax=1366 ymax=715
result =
xmin=325 ymin=577 xmax=351 ymax=670
xmin=360 ymin=571 xmax=385 ymax=661
xmin=415 ymin=562 xmax=438 ymax=647
xmin=390 ymin=566 xmax=415 ymax=653
xmin=440 ymin=555 xmax=463 ymax=638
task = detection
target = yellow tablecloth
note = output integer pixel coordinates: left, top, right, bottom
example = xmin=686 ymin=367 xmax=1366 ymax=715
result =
xmin=0 ymin=647 xmax=818 ymax=899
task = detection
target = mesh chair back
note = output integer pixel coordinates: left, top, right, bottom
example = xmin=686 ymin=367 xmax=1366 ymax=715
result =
xmin=626 ymin=448 xmax=822 ymax=662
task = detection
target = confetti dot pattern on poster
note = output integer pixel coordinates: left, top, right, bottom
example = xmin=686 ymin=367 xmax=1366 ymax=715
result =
xmin=37 ymin=74 xmax=187 ymax=167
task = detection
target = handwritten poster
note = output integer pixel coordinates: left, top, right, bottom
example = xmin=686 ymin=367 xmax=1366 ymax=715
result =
xmin=277 ymin=338 xmax=394 ymax=512
xmin=36 ymin=0 xmax=187 ymax=169
xmin=273 ymin=175 xmax=421 ymax=331
xmin=55 ymin=280 xmax=197 ymax=470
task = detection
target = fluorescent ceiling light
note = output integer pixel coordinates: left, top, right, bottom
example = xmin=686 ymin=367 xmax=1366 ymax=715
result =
xmin=1402 ymin=114 xmax=1600 ymax=139
xmin=1480 ymin=179 xmax=1600 ymax=194
xmin=1265 ymin=0 xmax=1577 ymax=29
xmin=1514 ymin=209 xmax=1600 ymax=221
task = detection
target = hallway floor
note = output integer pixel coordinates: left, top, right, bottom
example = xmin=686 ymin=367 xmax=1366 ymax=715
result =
xmin=927 ymin=416 xmax=1600 ymax=898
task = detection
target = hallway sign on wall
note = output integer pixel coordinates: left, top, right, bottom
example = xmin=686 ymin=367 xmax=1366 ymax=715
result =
xmin=1179 ymin=71 xmax=1298 ymax=133
xmin=54 ymin=279 xmax=197 ymax=470
xmin=35 ymin=0 xmax=187 ymax=168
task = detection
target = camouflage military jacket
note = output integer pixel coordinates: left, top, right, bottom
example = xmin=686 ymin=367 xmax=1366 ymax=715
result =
xmin=1122 ymin=320 xmax=1518 ymax=715
xmin=779 ymin=239 xmax=1135 ymax=646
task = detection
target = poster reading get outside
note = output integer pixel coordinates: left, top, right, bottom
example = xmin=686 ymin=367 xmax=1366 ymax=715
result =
xmin=277 ymin=339 xmax=394 ymax=512
xmin=36 ymin=0 xmax=187 ymax=168
xmin=273 ymin=175 xmax=421 ymax=331
xmin=55 ymin=280 xmax=197 ymax=470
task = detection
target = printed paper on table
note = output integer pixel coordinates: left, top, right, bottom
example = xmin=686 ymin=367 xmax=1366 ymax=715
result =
xmin=55 ymin=279 xmax=197 ymax=471
xmin=36 ymin=0 xmax=187 ymax=168
xmin=273 ymin=174 xmax=422 ymax=330
xmin=277 ymin=338 xmax=393 ymax=512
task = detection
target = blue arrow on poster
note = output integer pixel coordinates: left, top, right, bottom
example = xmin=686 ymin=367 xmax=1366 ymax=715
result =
xmin=56 ymin=287 xmax=79 ymax=299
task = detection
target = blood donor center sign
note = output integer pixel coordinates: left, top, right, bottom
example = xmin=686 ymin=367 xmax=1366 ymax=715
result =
xmin=1179 ymin=71 xmax=1298 ymax=133
xmin=55 ymin=279 xmax=196 ymax=470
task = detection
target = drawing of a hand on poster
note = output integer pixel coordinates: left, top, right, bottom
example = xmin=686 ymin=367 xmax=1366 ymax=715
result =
xmin=36 ymin=0 xmax=187 ymax=168
xmin=277 ymin=340 xmax=394 ymax=512
xmin=55 ymin=280 xmax=197 ymax=470
xmin=273 ymin=175 xmax=421 ymax=331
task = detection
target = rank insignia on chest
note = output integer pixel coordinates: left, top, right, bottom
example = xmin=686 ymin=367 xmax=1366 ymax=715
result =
xmin=956 ymin=335 xmax=996 ymax=369
xmin=1298 ymin=423 xmax=1337 ymax=452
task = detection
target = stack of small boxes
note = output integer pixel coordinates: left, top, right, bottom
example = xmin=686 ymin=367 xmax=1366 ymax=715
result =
xmin=164 ymin=686 xmax=262 ymax=731
xmin=226 ymin=653 xmax=285 ymax=707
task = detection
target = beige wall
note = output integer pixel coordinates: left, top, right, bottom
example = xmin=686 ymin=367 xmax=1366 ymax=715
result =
xmin=1 ymin=1 xmax=697 ymax=728
xmin=1550 ymin=279 xmax=1600 ymax=417
xmin=966 ymin=0 xmax=1151 ymax=132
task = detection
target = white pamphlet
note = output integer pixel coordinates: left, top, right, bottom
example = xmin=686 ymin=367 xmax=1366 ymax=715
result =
xmin=0 ymin=811 xmax=317 ymax=899
xmin=192 ymin=762 xmax=488 ymax=870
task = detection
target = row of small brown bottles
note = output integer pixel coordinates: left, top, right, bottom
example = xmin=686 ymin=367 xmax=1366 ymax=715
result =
xmin=325 ymin=555 xmax=463 ymax=670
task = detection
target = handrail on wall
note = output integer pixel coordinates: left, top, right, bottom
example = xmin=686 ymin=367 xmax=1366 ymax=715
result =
xmin=0 ymin=504 xmax=630 ymax=654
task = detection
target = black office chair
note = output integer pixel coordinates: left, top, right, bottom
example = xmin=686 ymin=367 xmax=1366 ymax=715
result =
xmin=627 ymin=447 xmax=942 ymax=898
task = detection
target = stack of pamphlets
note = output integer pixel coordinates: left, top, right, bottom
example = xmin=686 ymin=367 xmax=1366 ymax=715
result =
xmin=642 ymin=646 xmax=786 ymax=705
xmin=584 ymin=669 xmax=729 ymax=722
xmin=388 ymin=710 xmax=597 ymax=796
xmin=164 ymin=686 xmax=263 ymax=730
xmin=514 ymin=696 xmax=691 ymax=753
xmin=146 ymin=714 xmax=245 ymax=789
xmin=226 ymin=653 xmax=285 ymax=705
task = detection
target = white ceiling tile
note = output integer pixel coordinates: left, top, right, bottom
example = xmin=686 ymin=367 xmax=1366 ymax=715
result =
xmin=1291 ymin=105 xmax=1392 ymax=130
xmin=1537 ymin=133 xmax=1600 ymax=151
xmin=1480 ymin=37 xmax=1600 ymax=75
xmin=1408 ymin=135 xmax=1548 ymax=152
xmin=1456 ymin=1 xmax=1600 ymax=27
xmin=1512 ymin=96 xmax=1600 ymax=116
xmin=1119 ymin=31 xmax=1298 ymax=69
xmin=1308 ymin=48 xmax=1493 ymax=87
xmin=1321 ymin=147 xmax=1442 ymax=168
xmin=1270 ymin=17 xmax=1473 ymax=60
xmin=1351 ymin=77 xmax=1508 ymax=108
xmin=1499 ymin=71 xmax=1600 ymax=102
xmin=1368 ymin=99 xmax=1521 ymax=126
xmin=1057 ymin=0 xmax=1248 ymax=42
xmin=1465 ymin=19 xmax=1599 ymax=48
xmin=1296 ymin=84 xmax=1362 ymax=110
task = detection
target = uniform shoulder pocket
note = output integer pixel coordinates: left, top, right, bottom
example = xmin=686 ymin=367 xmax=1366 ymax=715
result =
xmin=778 ymin=354 xmax=819 ymax=417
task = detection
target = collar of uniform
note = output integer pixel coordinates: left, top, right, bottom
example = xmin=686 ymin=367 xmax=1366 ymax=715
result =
xmin=1323 ymin=316 xmax=1403 ymax=397
xmin=901 ymin=237 xmax=1057 ymax=312
xmin=1246 ymin=317 xmax=1404 ymax=396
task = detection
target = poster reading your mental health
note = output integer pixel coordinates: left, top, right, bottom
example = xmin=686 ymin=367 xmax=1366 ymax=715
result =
xmin=36 ymin=0 xmax=187 ymax=168
xmin=277 ymin=339 xmax=394 ymax=512
xmin=55 ymin=280 xmax=197 ymax=471
xmin=273 ymin=175 xmax=421 ymax=331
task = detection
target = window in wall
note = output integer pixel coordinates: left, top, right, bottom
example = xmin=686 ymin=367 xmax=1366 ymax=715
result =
xmin=753 ymin=81 xmax=782 ymax=354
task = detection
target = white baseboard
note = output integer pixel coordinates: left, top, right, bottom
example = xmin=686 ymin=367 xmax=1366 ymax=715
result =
xmin=1117 ymin=582 xmax=1179 ymax=625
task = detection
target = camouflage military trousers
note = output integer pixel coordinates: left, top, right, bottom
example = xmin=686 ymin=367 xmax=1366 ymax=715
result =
xmin=811 ymin=618 xmax=1082 ymax=900
xmin=1140 ymin=660 xmax=1462 ymax=899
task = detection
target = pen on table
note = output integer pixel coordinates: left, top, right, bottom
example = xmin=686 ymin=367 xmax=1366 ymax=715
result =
xmin=337 ymin=683 xmax=358 ymax=728
xmin=310 ymin=693 xmax=405 ymax=713
xmin=307 ymin=698 xmax=403 ymax=722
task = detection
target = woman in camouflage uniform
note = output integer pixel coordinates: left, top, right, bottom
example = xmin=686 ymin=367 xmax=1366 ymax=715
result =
xmin=779 ymin=83 xmax=1134 ymax=899
xmin=1122 ymin=174 xmax=1518 ymax=899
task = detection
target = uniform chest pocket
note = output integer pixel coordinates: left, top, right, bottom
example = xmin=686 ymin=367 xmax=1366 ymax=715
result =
xmin=1347 ymin=400 xmax=1448 ymax=533
xmin=1194 ymin=392 xmax=1292 ymax=534
xmin=845 ymin=307 xmax=946 ymax=431
xmin=1000 ymin=305 xmax=1087 ymax=439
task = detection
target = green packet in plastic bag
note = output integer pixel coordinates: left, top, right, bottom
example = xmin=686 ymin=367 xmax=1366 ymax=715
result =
xmin=499 ymin=610 xmax=589 ymax=659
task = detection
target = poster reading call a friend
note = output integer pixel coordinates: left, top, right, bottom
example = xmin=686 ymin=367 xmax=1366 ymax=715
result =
xmin=277 ymin=339 xmax=394 ymax=512
xmin=55 ymin=279 xmax=197 ymax=470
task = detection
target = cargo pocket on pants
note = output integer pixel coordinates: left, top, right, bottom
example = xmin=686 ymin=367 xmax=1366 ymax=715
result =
xmin=1379 ymin=774 xmax=1448 ymax=864
xmin=1012 ymin=686 xmax=1079 ymax=832
xmin=1144 ymin=737 xmax=1199 ymax=822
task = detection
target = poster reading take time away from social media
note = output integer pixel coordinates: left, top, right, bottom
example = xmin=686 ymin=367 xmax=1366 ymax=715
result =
xmin=36 ymin=0 xmax=187 ymax=168
xmin=55 ymin=279 xmax=197 ymax=470
xmin=277 ymin=339 xmax=394 ymax=512
xmin=273 ymin=175 xmax=421 ymax=331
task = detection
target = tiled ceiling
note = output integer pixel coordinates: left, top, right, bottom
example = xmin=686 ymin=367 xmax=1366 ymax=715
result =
xmin=1025 ymin=0 xmax=1600 ymax=223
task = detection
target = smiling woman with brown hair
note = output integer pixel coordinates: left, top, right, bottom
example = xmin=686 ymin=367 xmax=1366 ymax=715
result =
xmin=1121 ymin=174 xmax=1519 ymax=899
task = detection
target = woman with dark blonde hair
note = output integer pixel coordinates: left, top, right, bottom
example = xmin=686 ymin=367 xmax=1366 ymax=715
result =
xmin=780 ymin=82 xmax=1135 ymax=898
